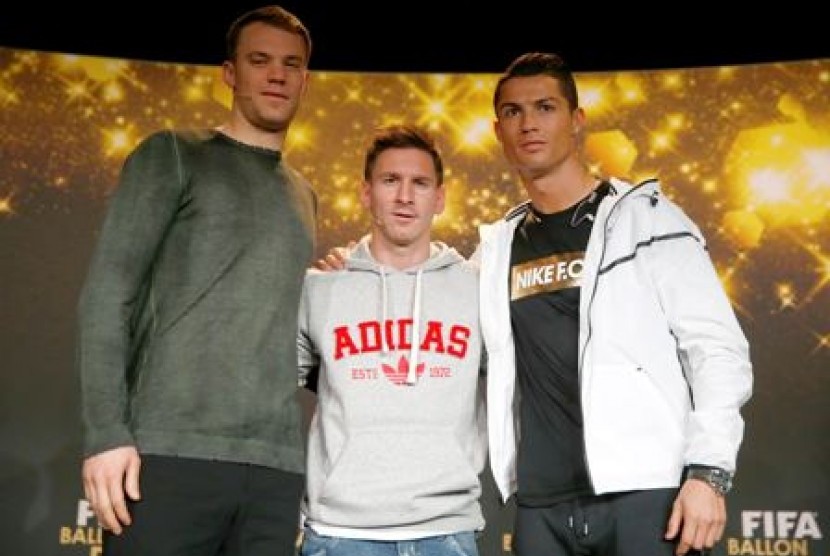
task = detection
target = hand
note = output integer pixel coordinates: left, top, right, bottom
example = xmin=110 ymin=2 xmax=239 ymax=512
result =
xmin=665 ymin=479 xmax=726 ymax=555
xmin=313 ymin=240 xmax=355 ymax=271
xmin=82 ymin=446 xmax=141 ymax=535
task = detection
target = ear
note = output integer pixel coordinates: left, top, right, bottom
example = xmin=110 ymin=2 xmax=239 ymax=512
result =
xmin=299 ymin=69 xmax=310 ymax=97
xmin=572 ymin=107 xmax=586 ymax=135
xmin=221 ymin=60 xmax=235 ymax=90
xmin=434 ymin=183 xmax=446 ymax=216
xmin=493 ymin=118 xmax=504 ymax=144
xmin=360 ymin=180 xmax=372 ymax=210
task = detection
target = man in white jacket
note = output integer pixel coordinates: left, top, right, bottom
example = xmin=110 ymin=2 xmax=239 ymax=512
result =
xmin=477 ymin=52 xmax=753 ymax=556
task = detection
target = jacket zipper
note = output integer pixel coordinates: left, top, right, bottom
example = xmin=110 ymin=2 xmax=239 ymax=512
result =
xmin=577 ymin=183 xmax=650 ymax=493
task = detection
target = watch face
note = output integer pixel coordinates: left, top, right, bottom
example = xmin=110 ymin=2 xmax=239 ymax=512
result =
xmin=709 ymin=470 xmax=731 ymax=494
xmin=687 ymin=467 xmax=732 ymax=495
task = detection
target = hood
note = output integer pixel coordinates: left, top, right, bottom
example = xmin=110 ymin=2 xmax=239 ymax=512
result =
xmin=342 ymin=235 xmax=465 ymax=385
xmin=344 ymin=235 xmax=464 ymax=273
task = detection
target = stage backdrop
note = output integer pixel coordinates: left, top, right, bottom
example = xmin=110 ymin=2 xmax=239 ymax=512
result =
xmin=0 ymin=47 xmax=828 ymax=555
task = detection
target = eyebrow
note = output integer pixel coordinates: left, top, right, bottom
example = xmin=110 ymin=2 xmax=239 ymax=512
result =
xmin=246 ymin=51 xmax=306 ymax=63
xmin=499 ymin=95 xmax=558 ymax=108
xmin=376 ymin=171 xmax=435 ymax=182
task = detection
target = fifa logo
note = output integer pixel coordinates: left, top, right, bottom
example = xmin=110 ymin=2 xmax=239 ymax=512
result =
xmin=76 ymin=499 xmax=96 ymax=526
xmin=741 ymin=511 xmax=822 ymax=539
xmin=58 ymin=499 xmax=101 ymax=555
xmin=726 ymin=511 xmax=822 ymax=555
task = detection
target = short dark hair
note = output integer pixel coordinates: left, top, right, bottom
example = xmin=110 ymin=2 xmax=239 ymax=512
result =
xmin=364 ymin=125 xmax=444 ymax=185
xmin=226 ymin=5 xmax=312 ymax=63
xmin=493 ymin=52 xmax=579 ymax=112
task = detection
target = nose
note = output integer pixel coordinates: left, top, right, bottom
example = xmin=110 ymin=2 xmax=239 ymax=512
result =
xmin=520 ymin=111 xmax=539 ymax=133
xmin=396 ymin=181 xmax=414 ymax=204
xmin=267 ymin=62 xmax=287 ymax=82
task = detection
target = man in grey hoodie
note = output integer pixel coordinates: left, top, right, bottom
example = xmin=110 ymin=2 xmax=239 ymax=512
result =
xmin=298 ymin=125 xmax=486 ymax=556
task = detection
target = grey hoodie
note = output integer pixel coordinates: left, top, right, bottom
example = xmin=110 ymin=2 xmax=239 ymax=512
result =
xmin=298 ymin=237 xmax=486 ymax=539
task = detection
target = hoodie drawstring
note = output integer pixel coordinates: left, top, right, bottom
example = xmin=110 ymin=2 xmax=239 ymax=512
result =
xmin=405 ymin=268 xmax=424 ymax=385
xmin=379 ymin=266 xmax=389 ymax=356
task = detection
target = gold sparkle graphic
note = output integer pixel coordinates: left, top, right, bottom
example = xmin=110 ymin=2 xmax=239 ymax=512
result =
xmin=0 ymin=48 xmax=828 ymax=339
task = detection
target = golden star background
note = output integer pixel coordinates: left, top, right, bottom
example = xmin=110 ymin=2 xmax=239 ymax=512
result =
xmin=0 ymin=47 xmax=828 ymax=555
xmin=2 ymin=49 xmax=828 ymax=317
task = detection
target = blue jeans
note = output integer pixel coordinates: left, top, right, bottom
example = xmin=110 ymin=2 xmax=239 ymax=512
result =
xmin=300 ymin=528 xmax=479 ymax=556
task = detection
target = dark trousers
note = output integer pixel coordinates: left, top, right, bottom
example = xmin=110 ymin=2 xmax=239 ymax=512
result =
xmin=513 ymin=488 xmax=701 ymax=556
xmin=103 ymin=455 xmax=304 ymax=556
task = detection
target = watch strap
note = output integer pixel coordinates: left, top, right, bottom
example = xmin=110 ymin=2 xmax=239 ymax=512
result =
xmin=684 ymin=465 xmax=733 ymax=496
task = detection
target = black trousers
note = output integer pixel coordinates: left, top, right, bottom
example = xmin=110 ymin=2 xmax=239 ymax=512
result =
xmin=513 ymin=488 xmax=707 ymax=556
xmin=103 ymin=455 xmax=304 ymax=556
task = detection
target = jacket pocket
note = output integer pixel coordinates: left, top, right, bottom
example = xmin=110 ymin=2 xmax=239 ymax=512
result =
xmin=584 ymin=364 xmax=684 ymax=476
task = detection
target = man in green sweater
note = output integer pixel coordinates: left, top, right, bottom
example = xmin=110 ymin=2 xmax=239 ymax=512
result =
xmin=77 ymin=6 xmax=316 ymax=555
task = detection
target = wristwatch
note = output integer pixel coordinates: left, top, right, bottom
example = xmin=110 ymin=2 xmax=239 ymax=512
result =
xmin=684 ymin=465 xmax=733 ymax=496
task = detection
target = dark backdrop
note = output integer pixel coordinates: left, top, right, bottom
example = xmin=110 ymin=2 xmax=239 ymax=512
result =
xmin=1 ymin=1 xmax=829 ymax=73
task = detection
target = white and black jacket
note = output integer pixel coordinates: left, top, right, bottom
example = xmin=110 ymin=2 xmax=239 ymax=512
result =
xmin=477 ymin=177 xmax=753 ymax=503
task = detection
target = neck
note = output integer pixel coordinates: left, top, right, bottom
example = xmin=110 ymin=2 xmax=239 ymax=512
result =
xmin=524 ymin=161 xmax=597 ymax=214
xmin=217 ymin=118 xmax=285 ymax=152
xmin=368 ymin=235 xmax=431 ymax=271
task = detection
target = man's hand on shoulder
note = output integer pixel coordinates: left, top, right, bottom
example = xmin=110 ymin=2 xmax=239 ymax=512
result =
xmin=313 ymin=240 xmax=355 ymax=271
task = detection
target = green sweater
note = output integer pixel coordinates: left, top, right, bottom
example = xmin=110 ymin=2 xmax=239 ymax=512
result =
xmin=78 ymin=129 xmax=316 ymax=473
